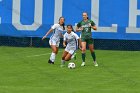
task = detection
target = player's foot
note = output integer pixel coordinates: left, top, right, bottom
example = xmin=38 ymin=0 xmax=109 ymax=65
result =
xmin=94 ymin=61 xmax=98 ymax=67
xmin=48 ymin=59 xmax=54 ymax=64
xmin=81 ymin=62 xmax=85 ymax=66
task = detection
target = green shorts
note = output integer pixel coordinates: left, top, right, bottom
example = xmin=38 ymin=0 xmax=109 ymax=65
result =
xmin=81 ymin=38 xmax=94 ymax=45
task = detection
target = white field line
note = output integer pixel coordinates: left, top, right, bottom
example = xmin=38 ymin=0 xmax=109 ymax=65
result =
xmin=26 ymin=51 xmax=62 ymax=58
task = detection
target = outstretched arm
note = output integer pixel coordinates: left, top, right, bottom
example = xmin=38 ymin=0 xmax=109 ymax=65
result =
xmin=42 ymin=29 xmax=53 ymax=40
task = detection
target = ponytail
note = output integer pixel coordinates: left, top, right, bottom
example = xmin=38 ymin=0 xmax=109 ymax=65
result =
xmin=62 ymin=23 xmax=65 ymax=30
xmin=59 ymin=17 xmax=65 ymax=30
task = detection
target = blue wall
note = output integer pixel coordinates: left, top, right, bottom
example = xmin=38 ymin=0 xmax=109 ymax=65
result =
xmin=0 ymin=0 xmax=140 ymax=40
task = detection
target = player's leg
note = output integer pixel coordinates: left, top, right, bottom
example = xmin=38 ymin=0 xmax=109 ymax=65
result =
xmin=61 ymin=51 xmax=68 ymax=67
xmin=48 ymin=40 xmax=59 ymax=64
xmin=55 ymin=41 xmax=60 ymax=54
xmin=65 ymin=50 xmax=76 ymax=61
xmin=64 ymin=53 xmax=72 ymax=61
xmin=81 ymin=39 xmax=87 ymax=66
xmin=88 ymin=39 xmax=98 ymax=66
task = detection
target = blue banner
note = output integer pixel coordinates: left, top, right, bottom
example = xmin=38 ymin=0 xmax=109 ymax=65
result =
xmin=0 ymin=0 xmax=140 ymax=40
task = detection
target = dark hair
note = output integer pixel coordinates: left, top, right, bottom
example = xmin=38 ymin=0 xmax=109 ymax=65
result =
xmin=67 ymin=25 xmax=74 ymax=32
xmin=83 ymin=12 xmax=89 ymax=19
xmin=59 ymin=17 xmax=65 ymax=30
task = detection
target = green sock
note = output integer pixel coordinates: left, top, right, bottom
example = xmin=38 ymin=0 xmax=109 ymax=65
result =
xmin=82 ymin=53 xmax=86 ymax=62
xmin=91 ymin=52 xmax=96 ymax=61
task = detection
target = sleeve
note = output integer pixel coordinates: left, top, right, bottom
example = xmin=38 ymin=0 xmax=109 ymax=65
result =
xmin=63 ymin=33 xmax=66 ymax=41
xmin=91 ymin=20 xmax=96 ymax=26
xmin=77 ymin=22 xmax=81 ymax=28
xmin=74 ymin=33 xmax=79 ymax=40
xmin=51 ymin=24 xmax=59 ymax=30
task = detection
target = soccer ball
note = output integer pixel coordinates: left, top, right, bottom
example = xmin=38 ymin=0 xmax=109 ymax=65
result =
xmin=68 ymin=62 xmax=75 ymax=69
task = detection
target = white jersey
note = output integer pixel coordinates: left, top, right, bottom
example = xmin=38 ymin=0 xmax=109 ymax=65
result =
xmin=50 ymin=24 xmax=63 ymax=42
xmin=64 ymin=32 xmax=79 ymax=50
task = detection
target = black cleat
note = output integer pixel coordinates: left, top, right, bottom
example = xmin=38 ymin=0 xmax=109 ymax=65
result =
xmin=51 ymin=62 xmax=54 ymax=64
xmin=48 ymin=59 xmax=54 ymax=64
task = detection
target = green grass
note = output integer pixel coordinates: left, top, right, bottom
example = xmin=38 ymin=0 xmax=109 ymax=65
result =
xmin=0 ymin=46 xmax=140 ymax=93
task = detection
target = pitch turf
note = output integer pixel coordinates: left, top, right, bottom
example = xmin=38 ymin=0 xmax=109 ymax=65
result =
xmin=0 ymin=46 xmax=140 ymax=93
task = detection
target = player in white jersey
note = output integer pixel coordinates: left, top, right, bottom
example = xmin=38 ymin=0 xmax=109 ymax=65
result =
xmin=42 ymin=17 xmax=65 ymax=64
xmin=61 ymin=25 xmax=81 ymax=67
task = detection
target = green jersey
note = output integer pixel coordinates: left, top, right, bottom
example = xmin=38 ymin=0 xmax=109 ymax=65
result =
xmin=77 ymin=19 xmax=95 ymax=39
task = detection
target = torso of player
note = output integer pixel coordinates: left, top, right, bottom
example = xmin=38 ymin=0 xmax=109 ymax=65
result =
xmin=64 ymin=32 xmax=79 ymax=49
xmin=50 ymin=24 xmax=63 ymax=41
xmin=79 ymin=20 xmax=94 ymax=39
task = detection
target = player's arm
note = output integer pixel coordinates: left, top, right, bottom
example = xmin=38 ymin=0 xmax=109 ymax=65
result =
xmin=91 ymin=26 xmax=97 ymax=30
xmin=78 ymin=38 xmax=82 ymax=50
xmin=76 ymin=22 xmax=83 ymax=32
xmin=76 ymin=27 xmax=83 ymax=32
xmin=91 ymin=20 xmax=97 ymax=30
xmin=42 ymin=29 xmax=53 ymax=40
xmin=42 ymin=24 xmax=59 ymax=40
xmin=63 ymin=41 xmax=66 ymax=47
xmin=63 ymin=34 xmax=66 ymax=47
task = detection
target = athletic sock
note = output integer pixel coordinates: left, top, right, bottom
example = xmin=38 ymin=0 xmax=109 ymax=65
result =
xmin=61 ymin=60 xmax=65 ymax=65
xmin=50 ymin=52 xmax=56 ymax=62
xmin=82 ymin=53 xmax=86 ymax=62
xmin=91 ymin=52 xmax=96 ymax=61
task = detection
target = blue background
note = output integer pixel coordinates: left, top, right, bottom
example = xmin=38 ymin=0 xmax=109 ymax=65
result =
xmin=0 ymin=0 xmax=140 ymax=40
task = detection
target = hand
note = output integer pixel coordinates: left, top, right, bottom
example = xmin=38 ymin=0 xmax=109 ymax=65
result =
xmin=79 ymin=27 xmax=83 ymax=31
xmin=63 ymin=44 xmax=66 ymax=47
xmin=88 ymin=23 xmax=91 ymax=27
xmin=42 ymin=36 xmax=46 ymax=40
xmin=92 ymin=26 xmax=97 ymax=30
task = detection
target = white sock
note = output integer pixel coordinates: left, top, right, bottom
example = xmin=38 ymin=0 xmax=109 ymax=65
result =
xmin=71 ymin=53 xmax=76 ymax=60
xmin=61 ymin=60 xmax=65 ymax=65
xmin=71 ymin=55 xmax=74 ymax=59
xmin=50 ymin=52 xmax=56 ymax=62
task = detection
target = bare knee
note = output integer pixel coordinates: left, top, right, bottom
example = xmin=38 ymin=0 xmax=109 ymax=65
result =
xmin=64 ymin=58 xmax=70 ymax=61
xmin=52 ymin=49 xmax=57 ymax=54
xmin=62 ymin=56 xmax=65 ymax=60
xmin=82 ymin=48 xmax=86 ymax=52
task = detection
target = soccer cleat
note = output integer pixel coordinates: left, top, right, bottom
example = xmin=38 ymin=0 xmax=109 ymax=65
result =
xmin=48 ymin=59 xmax=54 ymax=64
xmin=51 ymin=62 xmax=54 ymax=64
xmin=81 ymin=62 xmax=85 ymax=66
xmin=94 ymin=61 xmax=98 ymax=67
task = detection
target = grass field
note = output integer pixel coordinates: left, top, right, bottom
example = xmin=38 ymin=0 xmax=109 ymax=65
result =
xmin=0 ymin=46 xmax=140 ymax=93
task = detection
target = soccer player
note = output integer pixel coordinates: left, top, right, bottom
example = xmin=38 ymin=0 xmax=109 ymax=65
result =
xmin=42 ymin=17 xmax=65 ymax=64
xmin=61 ymin=25 xmax=81 ymax=67
xmin=76 ymin=12 xmax=98 ymax=67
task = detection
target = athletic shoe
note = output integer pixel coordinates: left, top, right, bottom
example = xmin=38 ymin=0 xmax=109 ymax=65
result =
xmin=48 ymin=59 xmax=54 ymax=64
xmin=81 ymin=62 xmax=85 ymax=66
xmin=94 ymin=61 xmax=98 ymax=67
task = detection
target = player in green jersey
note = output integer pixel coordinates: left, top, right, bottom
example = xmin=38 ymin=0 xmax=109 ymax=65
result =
xmin=76 ymin=12 xmax=98 ymax=67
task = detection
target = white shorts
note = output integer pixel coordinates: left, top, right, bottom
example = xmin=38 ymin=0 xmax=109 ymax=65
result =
xmin=65 ymin=47 xmax=76 ymax=55
xmin=49 ymin=40 xmax=60 ymax=47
